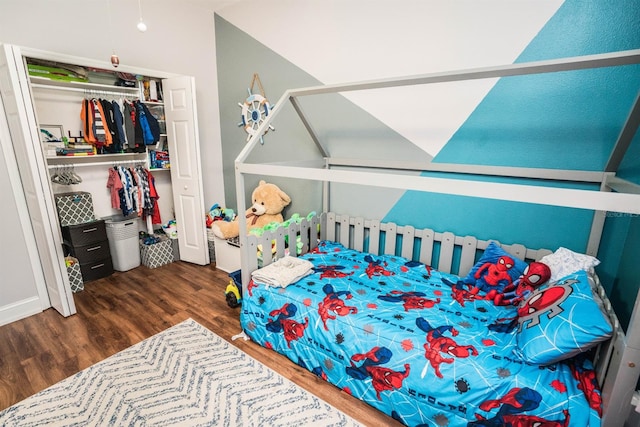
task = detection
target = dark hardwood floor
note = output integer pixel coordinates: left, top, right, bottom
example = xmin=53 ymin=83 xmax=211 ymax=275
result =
xmin=0 ymin=261 xmax=401 ymax=426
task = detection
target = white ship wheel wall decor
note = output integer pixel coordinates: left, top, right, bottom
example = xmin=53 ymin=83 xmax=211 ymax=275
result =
xmin=238 ymin=73 xmax=274 ymax=145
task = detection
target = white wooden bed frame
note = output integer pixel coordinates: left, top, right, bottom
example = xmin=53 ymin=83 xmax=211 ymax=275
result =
xmin=245 ymin=212 xmax=628 ymax=426
xmin=235 ymin=50 xmax=640 ymax=426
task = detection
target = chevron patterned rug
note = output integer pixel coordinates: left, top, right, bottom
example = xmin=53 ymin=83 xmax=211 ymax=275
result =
xmin=0 ymin=319 xmax=362 ymax=426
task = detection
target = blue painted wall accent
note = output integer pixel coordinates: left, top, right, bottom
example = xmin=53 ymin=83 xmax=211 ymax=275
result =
xmin=434 ymin=0 xmax=640 ymax=170
xmin=433 ymin=67 xmax=639 ymax=170
xmin=386 ymin=0 xmax=640 ymax=257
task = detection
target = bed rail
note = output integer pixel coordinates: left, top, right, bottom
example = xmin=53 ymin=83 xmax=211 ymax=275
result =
xmin=320 ymin=212 xmax=552 ymax=277
xmin=245 ymin=213 xmax=321 ymax=273
xmin=244 ymin=212 xmax=552 ymax=277
xmin=599 ymin=284 xmax=639 ymax=427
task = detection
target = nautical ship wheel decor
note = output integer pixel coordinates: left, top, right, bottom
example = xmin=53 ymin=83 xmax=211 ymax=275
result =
xmin=238 ymin=73 xmax=274 ymax=145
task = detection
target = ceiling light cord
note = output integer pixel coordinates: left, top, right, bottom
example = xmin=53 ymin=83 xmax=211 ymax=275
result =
xmin=106 ymin=0 xmax=119 ymax=67
xmin=137 ymin=0 xmax=147 ymax=32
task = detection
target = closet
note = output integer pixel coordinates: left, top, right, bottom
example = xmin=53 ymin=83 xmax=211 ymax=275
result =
xmin=0 ymin=44 xmax=209 ymax=319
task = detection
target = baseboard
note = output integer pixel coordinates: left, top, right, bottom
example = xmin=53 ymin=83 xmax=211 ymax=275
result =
xmin=0 ymin=296 xmax=43 ymax=327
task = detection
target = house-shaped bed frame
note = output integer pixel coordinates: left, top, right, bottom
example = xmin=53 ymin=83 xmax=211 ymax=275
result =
xmin=233 ymin=49 xmax=640 ymax=426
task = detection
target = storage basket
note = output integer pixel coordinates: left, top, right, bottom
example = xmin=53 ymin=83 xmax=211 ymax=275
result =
xmin=140 ymin=237 xmax=174 ymax=269
xmin=206 ymin=227 xmax=216 ymax=263
xmin=208 ymin=239 xmax=216 ymax=263
xmin=54 ymin=192 xmax=96 ymax=226
xmin=65 ymin=256 xmax=84 ymax=293
xmin=171 ymin=238 xmax=180 ymax=262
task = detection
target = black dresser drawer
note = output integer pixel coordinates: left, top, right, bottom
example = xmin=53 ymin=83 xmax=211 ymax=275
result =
xmin=71 ymin=239 xmax=111 ymax=264
xmin=80 ymin=257 xmax=114 ymax=282
xmin=62 ymin=220 xmax=107 ymax=246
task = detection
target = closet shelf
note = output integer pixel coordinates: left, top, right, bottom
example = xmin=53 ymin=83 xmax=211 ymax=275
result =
xmin=30 ymin=76 xmax=140 ymax=97
xmin=46 ymin=152 xmax=147 ymax=167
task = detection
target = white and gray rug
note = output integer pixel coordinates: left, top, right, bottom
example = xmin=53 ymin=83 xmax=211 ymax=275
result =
xmin=0 ymin=319 xmax=362 ymax=426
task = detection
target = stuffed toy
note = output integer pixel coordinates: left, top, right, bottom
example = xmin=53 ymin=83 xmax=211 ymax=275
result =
xmin=494 ymin=261 xmax=551 ymax=306
xmin=211 ymin=180 xmax=291 ymax=240
xmin=467 ymin=255 xmax=516 ymax=298
xmin=205 ymin=204 xmax=235 ymax=228
xmin=162 ymin=219 xmax=178 ymax=239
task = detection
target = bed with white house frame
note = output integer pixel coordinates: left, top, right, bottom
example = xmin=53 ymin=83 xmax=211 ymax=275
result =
xmin=233 ymin=49 xmax=640 ymax=426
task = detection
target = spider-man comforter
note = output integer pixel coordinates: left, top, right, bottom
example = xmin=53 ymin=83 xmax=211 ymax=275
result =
xmin=240 ymin=241 xmax=602 ymax=426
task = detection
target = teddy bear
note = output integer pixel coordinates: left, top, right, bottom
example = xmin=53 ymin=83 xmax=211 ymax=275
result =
xmin=210 ymin=180 xmax=291 ymax=240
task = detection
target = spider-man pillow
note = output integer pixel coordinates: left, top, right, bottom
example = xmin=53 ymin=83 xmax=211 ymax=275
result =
xmin=462 ymin=241 xmax=528 ymax=295
xmin=516 ymin=270 xmax=613 ymax=365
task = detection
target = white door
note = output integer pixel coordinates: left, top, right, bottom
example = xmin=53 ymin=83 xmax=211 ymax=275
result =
xmin=0 ymin=44 xmax=76 ymax=316
xmin=163 ymin=76 xmax=209 ymax=265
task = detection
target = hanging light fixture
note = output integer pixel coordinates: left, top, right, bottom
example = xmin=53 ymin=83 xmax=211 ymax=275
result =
xmin=137 ymin=0 xmax=147 ymax=32
xmin=110 ymin=53 xmax=120 ymax=67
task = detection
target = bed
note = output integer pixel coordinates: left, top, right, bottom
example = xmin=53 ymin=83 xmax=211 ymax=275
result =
xmin=232 ymin=50 xmax=640 ymax=426
xmin=240 ymin=213 xmax=615 ymax=426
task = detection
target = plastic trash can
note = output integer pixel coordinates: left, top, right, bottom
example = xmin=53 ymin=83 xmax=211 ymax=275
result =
xmin=104 ymin=216 xmax=141 ymax=271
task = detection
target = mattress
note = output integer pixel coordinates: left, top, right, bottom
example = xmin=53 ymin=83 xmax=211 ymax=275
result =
xmin=241 ymin=240 xmax=602 ymax=426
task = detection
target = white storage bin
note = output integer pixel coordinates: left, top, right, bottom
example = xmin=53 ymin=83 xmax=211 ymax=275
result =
xmin=105 ymin=216 xmax=141 ymax=271
xmin=213 ymin=236 xmax=240 ymax=273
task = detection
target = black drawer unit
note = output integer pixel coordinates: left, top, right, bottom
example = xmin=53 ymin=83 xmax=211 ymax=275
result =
xmin=62 ymin=220 xmax=113 ymax=282
xmin=80 ymin=257 xmax=114 ymax=282
xmin=71 ymin=240 xmax=111 ymax=264
xmin=62 ymin=220 xmax=107 ymax=246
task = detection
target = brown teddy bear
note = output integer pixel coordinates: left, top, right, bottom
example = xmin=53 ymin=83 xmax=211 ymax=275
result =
xmin=211 ymin=180 xmax=291 ymax=240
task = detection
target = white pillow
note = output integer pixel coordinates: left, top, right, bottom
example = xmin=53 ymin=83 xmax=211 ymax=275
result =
xmin=539 ymin=247 xmax=600 ymax=283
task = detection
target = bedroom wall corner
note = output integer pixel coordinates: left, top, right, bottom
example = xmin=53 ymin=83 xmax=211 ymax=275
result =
xmin=608 ymin=216 xmax=640 ymax=331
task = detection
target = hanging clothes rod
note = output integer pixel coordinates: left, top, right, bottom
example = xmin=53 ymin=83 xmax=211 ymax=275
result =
xmin=30 ymin=83 xmax=140 ymax=98
xmin=47 ymin=159 xmax=147 ymax=169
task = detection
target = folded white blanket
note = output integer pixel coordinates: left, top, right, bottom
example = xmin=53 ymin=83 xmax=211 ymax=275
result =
xmin=251 ymin=256 xmax=314 ymax=288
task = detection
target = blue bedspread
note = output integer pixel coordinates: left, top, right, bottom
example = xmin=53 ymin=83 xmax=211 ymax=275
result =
xmin=241 ymin=241 xmax=601 ymax=426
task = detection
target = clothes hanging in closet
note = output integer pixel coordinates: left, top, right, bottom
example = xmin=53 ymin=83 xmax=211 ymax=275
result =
xmin=106 ymin=165 xmax=161 ymax=224
xmin=133 ymin=101 xmax=161 ymax=146
xmin=81 ymin=99 xmax=160 ymax=153
xmin=122 ymin=100 xmax=137 ymax=149
xmin=106 ymin=167 xmax=123 ymax=209
xmin=142 ymin=167 xmax=161 ymax=225
xmin=81 ymin=98 xmax=111 ymax=147
xmin=111 ymin=100 xmax=127 ymax=148
xmin=99 ymin=99 xmax=121 ymax=152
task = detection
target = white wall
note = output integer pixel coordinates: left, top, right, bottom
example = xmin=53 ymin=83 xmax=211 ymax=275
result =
xmin=217 ymin=0 xmax=563 ymax=158
xmin=0 ymin=0 xmax=232 ymax=208
xmin=0 ymin=0 xmax=233 ymax=324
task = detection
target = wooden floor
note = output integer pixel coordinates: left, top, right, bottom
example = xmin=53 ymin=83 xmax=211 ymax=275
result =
xmin=0 ymin=261 xmax=401 ymax=426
